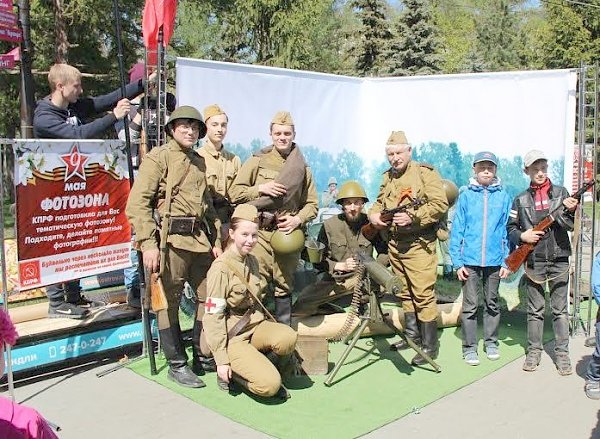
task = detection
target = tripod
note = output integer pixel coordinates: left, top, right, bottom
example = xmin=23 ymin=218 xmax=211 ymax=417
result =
xmin=324 ymin=275 xmax=441 ymax=386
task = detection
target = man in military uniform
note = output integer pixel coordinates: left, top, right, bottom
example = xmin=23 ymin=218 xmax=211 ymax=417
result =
xmin=229 ymin=111 xmax=318 ymax=325
xmin=126 ymin=106 xmax=222 ymax=388
xmin=321 ymin=177 xmax=339 ymax=208
xmin=369 ymin=131 xmax=448 ymax=365
xmin=294 ymin=181 xmax=386 ymax=316
xmin=197 ymin=104 xmax=241 ymax=239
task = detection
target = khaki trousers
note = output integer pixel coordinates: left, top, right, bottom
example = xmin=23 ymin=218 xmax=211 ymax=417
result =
xmin=228 ymin=321 xmax=297 ymax=397
xmin=158 ymin=245 xmax=212 ymax=330
xmin=252 ymin=230 xmax=300 ymax=298
xmin=388 ymin=236 xmax=438 ymax=322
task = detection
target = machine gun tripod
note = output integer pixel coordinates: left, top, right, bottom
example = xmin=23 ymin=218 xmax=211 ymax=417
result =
xmin=324 ymin=256 xmax=441 ymax=386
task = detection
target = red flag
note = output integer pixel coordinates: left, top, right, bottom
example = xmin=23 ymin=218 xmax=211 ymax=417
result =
xmin=142 ymin=0 xmax=177 ymax=49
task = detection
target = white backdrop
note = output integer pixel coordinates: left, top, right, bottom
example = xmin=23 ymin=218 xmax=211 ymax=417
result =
xmin=176 ymin=58 xmax=577 ymax=187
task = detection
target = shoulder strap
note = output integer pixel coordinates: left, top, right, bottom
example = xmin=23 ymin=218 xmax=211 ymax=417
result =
xmin=221 ymin=258 xmax=277 ymax=322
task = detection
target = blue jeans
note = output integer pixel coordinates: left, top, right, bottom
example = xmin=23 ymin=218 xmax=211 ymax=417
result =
xmin=586 ymin=322 xmax=600 ymax=381
xmin=124 ymin=247 xmax=140 ymax=290
xmin=461 ymin=266 xmax=501 ymax=353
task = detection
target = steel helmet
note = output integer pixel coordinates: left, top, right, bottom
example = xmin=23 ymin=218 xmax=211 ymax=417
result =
xmin=336 ymin=180 xmax=368 ymax=204
xmin=442 ymin=179 xmax=459 ymax=207
xmin=165 ymin=105 xmax=207 ymax=138
xmin=270 ymin=229 xmax=305 ymax=255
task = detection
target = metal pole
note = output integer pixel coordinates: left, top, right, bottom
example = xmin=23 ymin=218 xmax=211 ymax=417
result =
xmin=0 ymin=142 xmax=15 ymax=400
xmin=587 ymin=62 xmax=599 ymax=335
xmin=18 ymin=0 xmax=35 ymax=138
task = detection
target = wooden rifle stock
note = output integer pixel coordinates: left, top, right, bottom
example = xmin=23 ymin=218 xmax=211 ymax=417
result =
xmin=361 ymin=199 xmax=424 ymax=241
xmin=504 ymin=179 xmax=595 ymax=272
xmin=504 ymin=215 xmax=554 ymax=272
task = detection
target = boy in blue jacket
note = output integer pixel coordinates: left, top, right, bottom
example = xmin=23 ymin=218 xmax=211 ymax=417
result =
xmin=585 ymin=252 xmax=600 ymax=398
xmin=450 ymin=151 xmax=512 ymax=365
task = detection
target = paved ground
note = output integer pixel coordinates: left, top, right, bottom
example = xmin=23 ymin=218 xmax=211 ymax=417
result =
xmin=3 ymin=334 xmax=600 ymax=439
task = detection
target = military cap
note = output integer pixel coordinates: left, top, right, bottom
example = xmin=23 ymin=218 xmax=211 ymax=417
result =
xmin=473 ymin=151 xmax=498 ymax=166
xmin=386 ymin=131 xmax=409 ymax=146
xmin=523 ymin=149 xmax=547 ymax=168
xmin=271 ymin=111 xmax=294 ymax=126
xmin=328 ymin=177 xmax=337 ymax=185
xmin=232 ymin=204 xmax=258 ymax=222
xmin=203 ymin=104 xmax=226 ymax=123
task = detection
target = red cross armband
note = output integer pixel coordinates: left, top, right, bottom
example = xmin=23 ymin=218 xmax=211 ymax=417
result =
xmin=205 ymin=297 xmax=226 ymax=314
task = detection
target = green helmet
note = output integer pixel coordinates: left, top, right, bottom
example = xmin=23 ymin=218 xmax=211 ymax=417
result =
xmin=441 ymin=179 xmax=459 ymax=207
xmin=165 ymin=105 xmax=207 ymax=138
xmin=270 ymin=229 xmax=305 ymax=255
xmin=336 ymin=180 xmax=368 ymax=204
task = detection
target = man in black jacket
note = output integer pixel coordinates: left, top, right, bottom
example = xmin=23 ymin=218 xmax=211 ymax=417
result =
xmin=507 ymin=149 xmax=578 ymax=375
xmin=33 ymin=63 xmax=146 ymax=318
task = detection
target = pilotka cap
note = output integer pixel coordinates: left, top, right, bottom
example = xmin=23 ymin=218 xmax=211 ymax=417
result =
xmin=203 ymin=104 xmax=226 ymax=123
xmin=386 ymin=131 xmax=409 ymax=146
xmin=232 ymin=204 xmax=259 ymax=222
xmin=271 ymin=111 xmax=294 ymax=126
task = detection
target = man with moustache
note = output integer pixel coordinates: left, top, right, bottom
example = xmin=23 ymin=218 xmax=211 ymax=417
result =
xmin=369 ymin=131 xmax=448 ymax=365
xmin=229 ymin=111 xmax=318 ymax=325
xmin=293 ymin=181 xmax=387 ymax=316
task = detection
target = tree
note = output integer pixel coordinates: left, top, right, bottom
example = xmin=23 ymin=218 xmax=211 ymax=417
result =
xmin=384 ymin=0 xmax=443 ymax=76
xmin=348 ymin=0 xmax=391 ymax=76
xmin=475 ymin=0 xmax=523 ymax=71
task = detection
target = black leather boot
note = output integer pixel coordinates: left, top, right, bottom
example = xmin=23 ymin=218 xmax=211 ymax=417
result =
xmin=191 ymin=319 xmax=216 ymax=375
xmin=411 ymin=320 xmax=439 ymax=366
xmin=390 ymin=312 xmax=420 ymax=351
xmin=274 ymin=296 xmax=292 ymax=326
xmin=159 ymin=327 xmax=205 ymax=388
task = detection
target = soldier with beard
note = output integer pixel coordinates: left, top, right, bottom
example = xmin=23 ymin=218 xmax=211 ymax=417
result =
xmin=293 ymin=181 xmax=386 ymax=316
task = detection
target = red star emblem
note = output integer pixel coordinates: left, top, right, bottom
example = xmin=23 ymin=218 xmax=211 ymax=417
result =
xmin=60 ymin=144 xmax=90 ymax=181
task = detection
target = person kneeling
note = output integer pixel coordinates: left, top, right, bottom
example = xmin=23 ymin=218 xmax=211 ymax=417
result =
xmin=203 ymin=204 xmax=297 ymax=400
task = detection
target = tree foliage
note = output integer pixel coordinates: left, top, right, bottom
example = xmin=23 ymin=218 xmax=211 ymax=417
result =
xmin=348 ymin=0 xmax=391 ymax=76
xmin=384 ymin=0 xmax=442 ymax=76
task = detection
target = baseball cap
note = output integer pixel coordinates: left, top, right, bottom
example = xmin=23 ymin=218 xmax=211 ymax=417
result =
xmin=523 ymin=150 xmax=547 ymax=168
xmin=473 ymin=151 xmax=498 ymax=166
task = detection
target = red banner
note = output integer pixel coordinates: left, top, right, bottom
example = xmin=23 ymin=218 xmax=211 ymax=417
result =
xmin=0 ymin=54 xmax=15 ymax=69
xmin=13 ymin=140 xmax=132 ymax=289
xmin=0 ymin=0 xmax=12 ymax=12
xmin=0 ymin=24 xmax=21 ymax=43
xmin=142 ymin=0 xmax=177 ymax=49
xmin=0 ymin=10 xmax=16 ymax=27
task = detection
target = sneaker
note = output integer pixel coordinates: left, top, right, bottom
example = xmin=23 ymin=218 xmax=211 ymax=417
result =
xmin=485 ymin=345 xmax=500 ymax=361
xmin=522 ymin=351 xmax=541 ymax=372
xmin=554 ymin=354 xmax=572 ymax=376
xmin=463 ymin=351 xmax=480 ymax=366
xmin=70 ymin=297 xmax=105 ymax=309
xmin=585 ymin=380 xmax=600 ymax=400
xmin=48 ymin=302 xmax=90 ymax=319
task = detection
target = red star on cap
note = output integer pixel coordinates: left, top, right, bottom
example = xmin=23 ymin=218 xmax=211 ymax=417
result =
xmin=60 ymin=144 xmax=90 ymax=181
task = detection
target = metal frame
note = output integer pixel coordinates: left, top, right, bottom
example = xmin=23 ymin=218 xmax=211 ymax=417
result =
xmin=571 ymin=63 xmax=599 ymax=336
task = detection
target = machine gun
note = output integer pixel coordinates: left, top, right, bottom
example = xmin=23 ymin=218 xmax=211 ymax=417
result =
xmin=324 ymin=251 xmax=441 ymax=387
xmin=361 ymin=198 xmax=425 ymax=241
xmin=505 ymin=180 xmax=595 ymax=272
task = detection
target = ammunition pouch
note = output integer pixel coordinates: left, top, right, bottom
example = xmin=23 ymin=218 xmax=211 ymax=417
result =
xmin=435 ymin=217 xmax=449 ymax=242
xmin=258 ymin=211 xmax=278 ymax=231
xmin=168 ymin=216 xmax=202 ymax=235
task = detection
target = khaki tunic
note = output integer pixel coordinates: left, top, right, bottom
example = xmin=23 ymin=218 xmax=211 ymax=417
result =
xmin=369 ymin=161 xmax=448 ymax=321
xmin=126 ymin=139 xmax=221 ymax=252
xmin=229 ymin=144 xmax=318 ymax=297
xmin=204 ymin=248 xmax=296 ymax=397
xmin=197 ymin=142 xmax=241 ymax=223
xmin=126 ymin=139 xmax=221 ymax=328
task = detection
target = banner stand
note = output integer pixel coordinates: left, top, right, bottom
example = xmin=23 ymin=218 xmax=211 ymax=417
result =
xmin=1 ymin=141 xmax=15 ymax=400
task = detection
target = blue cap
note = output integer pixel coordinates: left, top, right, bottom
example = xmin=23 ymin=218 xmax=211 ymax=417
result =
xmin=473 ymin=151 xmax=498 ymax=166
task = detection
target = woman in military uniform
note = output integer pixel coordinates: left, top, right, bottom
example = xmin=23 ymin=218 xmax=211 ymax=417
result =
xmin=203 ymin=204 xmax=297 ymax=399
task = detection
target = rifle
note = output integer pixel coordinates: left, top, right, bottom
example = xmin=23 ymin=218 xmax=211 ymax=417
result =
xmin=361 ymin=198 xmax=425 ymax=241
xmin=505 ymin=179 xmax=595 ymax=272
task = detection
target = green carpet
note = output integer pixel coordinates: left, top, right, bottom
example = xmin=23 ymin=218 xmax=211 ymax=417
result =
xmin=130 ymin=311 xmax=547 ymax=439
